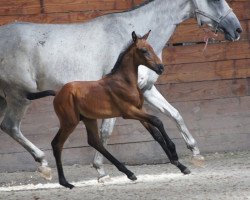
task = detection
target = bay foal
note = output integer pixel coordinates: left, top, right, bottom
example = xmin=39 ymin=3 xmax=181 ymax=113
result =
xmin=51 ymin=31 xmax=190 ymax=189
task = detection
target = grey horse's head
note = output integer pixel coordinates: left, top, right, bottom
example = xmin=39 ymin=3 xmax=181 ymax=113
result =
xmin=193 ymin=0 xmax=242 ymax=41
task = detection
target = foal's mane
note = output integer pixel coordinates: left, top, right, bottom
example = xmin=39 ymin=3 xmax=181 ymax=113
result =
xmin=105 ymin=40 xmax=135 ymax=76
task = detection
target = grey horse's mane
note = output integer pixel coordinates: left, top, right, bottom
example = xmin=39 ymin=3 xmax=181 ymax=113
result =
xmin=127 ymin=0 xmax=155 ymax=12
xmin=108 ymin=0 xmax=155 ymax=15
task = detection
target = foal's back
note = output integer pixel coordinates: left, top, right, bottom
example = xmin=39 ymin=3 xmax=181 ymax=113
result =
xmin=54 ymin=80 xmax=116 ymax=120
xmin=54 ymin=71 xmax=142 ymax=121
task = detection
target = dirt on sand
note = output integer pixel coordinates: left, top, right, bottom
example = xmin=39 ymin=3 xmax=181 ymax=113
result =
xmin=0 ymin=151 xmax=249 ymax=200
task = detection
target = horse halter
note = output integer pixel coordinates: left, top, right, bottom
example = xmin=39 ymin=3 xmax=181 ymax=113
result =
xmin=192 ymin=0 xmax=233 ymax=31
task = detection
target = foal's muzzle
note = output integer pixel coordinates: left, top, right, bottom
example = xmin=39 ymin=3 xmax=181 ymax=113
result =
xmin=155 ymin=64 xmax=164 ymax=75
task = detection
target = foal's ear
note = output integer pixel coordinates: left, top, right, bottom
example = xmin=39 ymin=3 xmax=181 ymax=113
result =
xmin=132 ymin=31 xmax=138 ymax=42
xmin=142 ymin=30 xmax=151 ymax=40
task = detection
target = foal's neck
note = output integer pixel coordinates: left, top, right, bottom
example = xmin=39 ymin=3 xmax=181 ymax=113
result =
xmin=111 ymin=49 xmax=140 ymax=85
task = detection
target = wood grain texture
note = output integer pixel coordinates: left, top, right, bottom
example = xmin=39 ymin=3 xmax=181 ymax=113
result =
xmin=158 ymin=59 xmax=250 ymax=84
xmin=229 ymin=1 xmax=250 ymax=20
xmin=0 ymin=0 xmax=41 ymax=15
xmin=0 ymin=11 xmax=111 ymax=25
xmin=43 ymin=0 xmax=134 ymax=13
xmin=163 ymin=41 xmax=250 ymax=65
xmin=157 ymin=79 xmax=249 ymax=102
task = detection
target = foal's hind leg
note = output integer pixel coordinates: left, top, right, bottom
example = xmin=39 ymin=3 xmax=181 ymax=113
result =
xmin=51 ymin=124 xmax=77 ymax=189
xmin=93 ymin=118 xmax=116 ymax=180
xmin=0 ymin=97 xmax=51 ymax=179
xmin=83 ymin=118 xmax=137 ymax=181
xmin=0 ymin=96 xmax=7 ymax=120
xmin=0 ymin=97 xmax=7 ymax=131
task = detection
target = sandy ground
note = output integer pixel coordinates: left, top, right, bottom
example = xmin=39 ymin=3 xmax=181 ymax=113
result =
xmin=0 ymin=151 xmax=249 ymax=200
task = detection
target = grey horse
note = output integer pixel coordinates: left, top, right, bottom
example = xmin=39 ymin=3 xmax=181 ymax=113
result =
xmin=0 ymin=0 xmax=242 ymax=180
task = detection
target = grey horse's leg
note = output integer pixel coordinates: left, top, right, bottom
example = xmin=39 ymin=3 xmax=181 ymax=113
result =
xmin=143 ymin=86 xmax=204 ymax=163
xmin=93 ymin=118 xmax=116 ymax=180
xmin=0 ymin=97 xmax=52 ymax=179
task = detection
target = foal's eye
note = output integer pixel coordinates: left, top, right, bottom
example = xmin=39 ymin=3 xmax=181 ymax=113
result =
xmin=140 ymin=48 xmax=148 ymax=54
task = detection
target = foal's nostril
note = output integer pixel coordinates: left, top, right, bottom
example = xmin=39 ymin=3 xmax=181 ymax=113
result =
xmin=236 ymin=28 xmax=242 ymax=34
xmin=156 ymin=64 xmax=164 ymax=75
xmin=159 ymin=64 xmax=164 ymax=71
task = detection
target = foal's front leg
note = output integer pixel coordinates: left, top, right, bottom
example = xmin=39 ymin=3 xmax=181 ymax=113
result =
xmin=143 ymin=86 xmax=204 ymax=164
xmin=141 ymin=121 xmax=190 ymax=174
xmin=83 ymin=118 xmax=137 ymax=181
xmin=125 ymin=107 xmax=190 ymax=174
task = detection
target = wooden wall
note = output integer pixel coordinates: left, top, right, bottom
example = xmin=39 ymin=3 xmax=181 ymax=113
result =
xmin=0 ymin=0 xmax=249 ymax=172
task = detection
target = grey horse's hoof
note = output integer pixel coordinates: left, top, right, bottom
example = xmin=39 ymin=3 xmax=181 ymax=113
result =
xmin=37 ymin=166 xmax=52 ymax=180
xmin=98 ymin=175 xmax=111 ymax=183
xmin=191 ymin=155 xmax=205 ymax=167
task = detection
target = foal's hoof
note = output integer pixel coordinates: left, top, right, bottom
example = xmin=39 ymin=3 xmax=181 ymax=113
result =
xmin=128 ymin=174 xmax=137 ymax=181
xmin=61 ymin=182 xmax=75 ymax=189
xmin=191 ymin=155 xmax=205 ymax=167
xmin=182 ymin=168 xmax=191 ymax=175
xmin=37 ymin=166 xmax=52 ymax=180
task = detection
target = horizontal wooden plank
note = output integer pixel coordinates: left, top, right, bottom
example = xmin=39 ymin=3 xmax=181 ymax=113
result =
xmin=229 ymin=1 xmax=250 ymax=20
xmin=0 ymin=0 xmax=41 ymax=16
xmin=158 ymin=59 xmax=250 ymax=84
xmin=0 ymin=11 xmax=112 ymax=25
xmin=156 ymin=78 xmax=249 ymax=102
xmin=163 ymin=40 xmax=250 ymax=65
xmin=43 ymin=0 xmax=134 ymax=13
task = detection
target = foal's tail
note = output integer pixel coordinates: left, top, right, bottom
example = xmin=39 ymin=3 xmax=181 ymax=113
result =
xmin=26 ymin=90 xmax=56 ymax=100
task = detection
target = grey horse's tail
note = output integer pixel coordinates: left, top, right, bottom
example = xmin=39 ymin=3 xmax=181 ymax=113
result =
xmin=26 ymin=90 xmax=56 ymax=100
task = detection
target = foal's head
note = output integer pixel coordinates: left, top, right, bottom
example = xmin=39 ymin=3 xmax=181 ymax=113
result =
xmin=131 ymin=31 xmax=164 ymax=75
